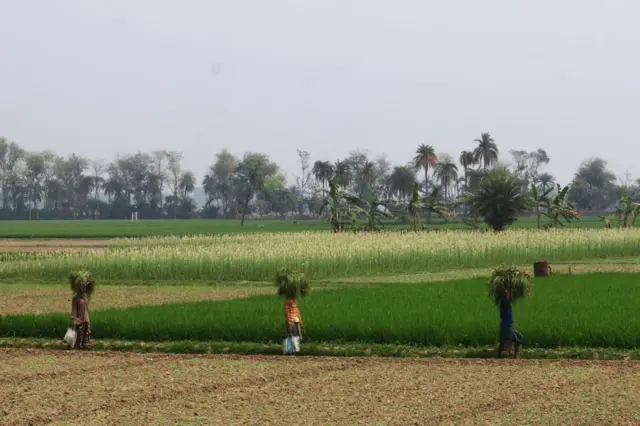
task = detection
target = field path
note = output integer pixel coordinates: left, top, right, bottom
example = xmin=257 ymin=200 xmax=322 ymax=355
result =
xmin=0 ymin=239 xmax=113 ymax=252
xmin=1 ymin=349 xmax=638 ymax=425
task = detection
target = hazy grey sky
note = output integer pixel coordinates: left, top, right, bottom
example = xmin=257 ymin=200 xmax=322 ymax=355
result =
xmin=1 ymin=1 xmax=638 ymax=186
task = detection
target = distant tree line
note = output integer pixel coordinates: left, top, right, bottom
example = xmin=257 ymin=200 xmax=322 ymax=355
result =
xmin=0 ymin=134 xmax=636 ymax=221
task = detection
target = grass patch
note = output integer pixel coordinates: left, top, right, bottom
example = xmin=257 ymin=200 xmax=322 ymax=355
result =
xmin=0 ymin=216 xmax=607 ymax=239
xmin=0 ymin=337 xmax=637 ymax=360
xmin=2 ymin=273 xmax=638 ymax=349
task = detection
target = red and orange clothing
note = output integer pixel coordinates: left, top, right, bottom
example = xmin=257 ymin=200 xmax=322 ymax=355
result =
xmin=284 ymin=298 xmax=302 ymax=325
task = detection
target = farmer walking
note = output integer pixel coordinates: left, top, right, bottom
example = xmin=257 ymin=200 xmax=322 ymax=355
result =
xmin=284 ymin=296 xmax=303 ymax=343
xmin=69 ymin=271 xmax=95 ymax=349
xmin=497 ymin=289 xmax=522 ymax=358
xmin=276 ymin=269 xmax=308 ymax=355
xmin=71 ymin=284 xmax=91 ymax=349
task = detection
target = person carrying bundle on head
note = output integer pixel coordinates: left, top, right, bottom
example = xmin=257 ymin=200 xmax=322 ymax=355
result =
xmin=488 ymin=266 xmax=529 ymax=359
xmin=284 ymin=295 xmax=303 ymax=343
xmin=71 ymin=283 xmax=91 ymax=349
xmin=497 ymin=289 xmax=523 ymax=358
xmin=276 ymin=269 xmax=309 ymax=355
xmin=69 ymin=270 xmax=95 ymax=350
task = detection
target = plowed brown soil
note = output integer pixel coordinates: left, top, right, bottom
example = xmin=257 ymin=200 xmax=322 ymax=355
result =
xmin=0 ymin=285 xmax=272 ymax=315
xmin=0 ymin=349 xmax=638 ymax=426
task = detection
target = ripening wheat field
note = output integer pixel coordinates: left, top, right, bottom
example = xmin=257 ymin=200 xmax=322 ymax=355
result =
xmin=2 ymin=229 xmax=640 ymax=281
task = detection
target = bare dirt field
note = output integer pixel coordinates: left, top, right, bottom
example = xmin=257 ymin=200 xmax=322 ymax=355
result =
xmin=0 ymin=284 xmax=273 ymax=316
xmin=0 ymin=349 xmax=638 ymax=426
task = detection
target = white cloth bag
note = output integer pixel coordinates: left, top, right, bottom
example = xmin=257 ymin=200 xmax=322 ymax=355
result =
xmin=282 ymin=335 xmax=301 ymax=355
xmin=64 ymin=327 xmax=77 ymax=346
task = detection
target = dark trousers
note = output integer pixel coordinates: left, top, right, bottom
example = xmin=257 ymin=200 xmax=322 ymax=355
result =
xmin=74 ymin=322 xmax=90 ymax=348
xmin=498 ymin=323 xmax=522 ymax=357
xmin=287 ymin=322 xmax=301 ymax=338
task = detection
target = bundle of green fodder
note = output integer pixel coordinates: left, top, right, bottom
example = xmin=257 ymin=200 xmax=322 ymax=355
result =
xmin=275 ymin=268 xmax=310 ymax=298
xmin=487 ymin=265 xmax=531 ymax=304
xmin=69 ymin=270 xmax=96 ymax=297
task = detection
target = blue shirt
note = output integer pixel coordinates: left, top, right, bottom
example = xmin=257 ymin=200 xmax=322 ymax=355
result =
xmin=499 ymin=297 xmax=513 ymax=327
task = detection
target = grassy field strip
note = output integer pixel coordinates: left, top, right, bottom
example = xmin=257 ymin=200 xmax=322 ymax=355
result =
xmin=3 ymin=274 xmax=638 ymax=349
xmin=2 ymin=262 xmax=640 ymax=316
xmin=321 ymin=261 xmax=640 ymax=284
xmin=1 ymin=338 xmax=638 ymax=360
xmin=1 ymin=348 xmax=636 ymax=425
xmin=0 ymin=216 xmax=608 ymax=238
xmin=2 ymin=229 xmax=640 ymax=282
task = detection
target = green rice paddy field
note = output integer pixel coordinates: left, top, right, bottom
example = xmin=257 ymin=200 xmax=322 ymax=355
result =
xmin=2 ymin=273 xmax=638 ymax=349
xmin=0 ymin=226 xmax=638 ymax=359
xmin=0 ymin=215 xmax=606 ymax=238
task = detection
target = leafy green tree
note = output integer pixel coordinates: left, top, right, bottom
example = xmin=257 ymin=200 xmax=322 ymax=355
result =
xmin=202 ymin=149 xmax=238 ymax=217
xmin=567 ymin=158 xmax=617 ymax=211
xmin=233 ymin=153 xmax=276 ymax=226
xmin=466 ymin=168 xmax=531 ymax=231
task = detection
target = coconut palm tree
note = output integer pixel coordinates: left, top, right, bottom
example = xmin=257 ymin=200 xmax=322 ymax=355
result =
xmin=312 ymin=160 xmax=333 ymax=190
xmin=389 ymin=166 xmax=416 ymax=200
xmin=413 ymin=144 xmax=438 ymax=194
xmin=433 ymin=155 xmax=458 ymax=200
xmin=458 ymin=150 xmax=475 ymax=193
xmin=333 ymin=160 xmax=352 ymax=189
xmin=473 ymin=132 xmax=499 ymax=171
xmin=536 ymin=173 xmax=555 ymax=192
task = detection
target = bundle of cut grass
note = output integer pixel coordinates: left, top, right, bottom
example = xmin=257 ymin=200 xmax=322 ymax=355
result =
xmin=487 ymin=265 xmax=531 ymax=304
xmin=275 ymin=268 xmax=309 ymax=298
xmin=69 ymin=270 xmax=96 ymax=297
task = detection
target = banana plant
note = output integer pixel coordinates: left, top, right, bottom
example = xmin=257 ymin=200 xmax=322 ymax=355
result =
xmin=398 ymin=183 xmax=449 ymax=231
xmin=531 ymin=183 xmax=554 ymax=229
xmin=343 ymin=186 xmax=396 ymax=232
xmin=543 ymin=184 xmax=579 ymax=228
xmin=599 ymin=214 xmax=613 ymax=229
xmin=614 ymin=189 xmax=640 ymax=228
xmin=318 ymin=178 xmax=349 ymax=232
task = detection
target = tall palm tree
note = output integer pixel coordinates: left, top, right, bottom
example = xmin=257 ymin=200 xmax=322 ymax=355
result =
xmin=458 ymin=150 xmax=475 ymax=193
xmin=359 ymin=160 xmax=377 ymax=195
xmin=473 ymin=132 xmax=499 ymax=171
xmin=433 ymin=155 xmax=458 ymax=200
xmin=536 ymin=173 xmax=555 ymax=192
xmin=413 ymin=144 xmax=438 ymax=194
xmin=312 ymin=160 xmax=333 ymax=190
xmin=333 ymin=160 xmax=352 ymax=189
xmin=389 ymin=166 xmax=416 ymax=200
